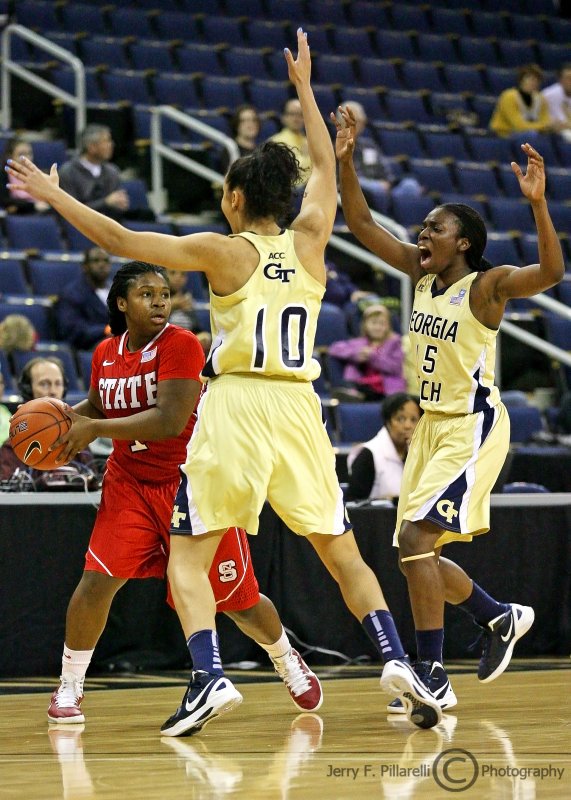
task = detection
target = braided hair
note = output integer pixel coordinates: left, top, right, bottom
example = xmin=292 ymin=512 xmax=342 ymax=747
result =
xmin=438 ymin=203 xmax=494 ymax=272
xmin=107 ymin=261 xmax=168 ymax=335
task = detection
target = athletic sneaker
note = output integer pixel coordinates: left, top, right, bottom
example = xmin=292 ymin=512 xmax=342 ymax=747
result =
xmin=160 ymin=671 xmax=243 ymax=738
xmin=478 ymin=603 xmax=535 ymax=683
xmin=387 ymin=661 xmax=457 ymax=714
xmin=47 ymin=673 xmax=85 ymax=724
xmin=380 ymin=659 xmax=442 ymax=729
xmin=272 ymin=649 xmax=323 ymax=712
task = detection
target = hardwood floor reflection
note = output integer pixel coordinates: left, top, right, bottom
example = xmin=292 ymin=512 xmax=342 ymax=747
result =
xmin=1 ymin=660 xmax=570 ymax=799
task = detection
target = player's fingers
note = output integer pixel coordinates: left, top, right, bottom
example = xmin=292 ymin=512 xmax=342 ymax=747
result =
xmin=510 ymin=162 xmax=524 ymax=180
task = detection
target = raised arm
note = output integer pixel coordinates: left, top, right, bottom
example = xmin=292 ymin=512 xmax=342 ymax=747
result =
xmin=285 ymin=28 xmax=337 ymax=251
xmin=5 ymin=159 xmax=230 ymax=276
xmin=485 ymin=143 xmax=564 ymax=304
xmin=333 ymin=106 xmax=420 ymax=279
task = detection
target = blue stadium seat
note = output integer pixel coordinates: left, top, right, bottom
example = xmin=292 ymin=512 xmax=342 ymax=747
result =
xmin=466 ymin=134 xmax=514 ymax=164
xmin=546 ymin=17 xmax=571 ymax=44
xmin=107 ymin=8 xmax=156 ymax=38
xmin=247 ymin=20 xmax=291 ymax=50
xmin=484 ymin=233 xmax=521 ymax=266
xmin=382 ymin=90 xmax=433 ymax=125
xmin=307 ymin=0 xmax=350 ymax=26
xmin=315 ymin=303 xmax=350 ymax=347
xmin=154 ymin=11 xmax=202 ymax=41
xmin=27 ymin=259 xmax=81 ymax=296
xmin=200 ymin=75 xmax=249 ymax=108
xmin=350 ymin=1 xmax=391 ymax=27
xmin=335 ymin=402 xmax=383 ymax=445
xmin=60 ymin=220 xmax=95 ymax=253
xmin=470 ymin=11 xmax=509 ymax=38
xmin=400 ymin=61 xmax=446 ymax=93
xmin=341 ymin=87 xmax=384 ymax=120
xmin=121 ymin=180 xmax=151 ymax=213
xmin=502 ymin=482 xmax=550 ymax=494
xmin=248 ymin=80 xmax=290 ymax=112
xmin=0 ymin=298 xmax=53 ymax=340
xmin=457 ymin=36 xmax=498 ymax=66
xmin=358 ymin=58 xmax=403 ymax=90
xmin=389 ymin=3 xmax=431 ymax=33
xmin=508 ymin=406 xmax=544 ymax=444
xmin=332 ymin=26 xmax=376 ymax=58
xmin=31 ymin=140 xmax=69 ymax=171
xmin=536 ymin=43 xmax=569 ymax=72
xmin=101 ymin=70 xmax=154 ymax=105
xmin=546 ymin=169 xmax=571 ymax=202
xmin=422 ymin=131 xmax=471 ymax=162
xmin=0 ymin=349 xmax=15 ymax=391
xmin=487 ymin=198 xmax=533 ymax=231
xmin=390 ymin=195 xmax=437 ymax=229
xmin=508 ymin=14 xmax=548 ymax=41
xmin=315 ymin=55 xmax=358 ymax=86
xmin=224 ymin=46 xmax=272 ymax=80
xmin=407 ymin=158 xmax=456 ymax=193
xmin=428 ymin=91 xmax=474 ymax=126
xmin=80 ymin=37 xmax=131 ymax=70
xmin=454 ymin=161 xmax=501 ymax=196
xmin=429 ymin=8 xmax=472 ymax=37
xmin=441 ymin=63 xmax=488 ymax=95
xmin=129 ymin=42 xmax=176 ymax=72
xmin=557 ymin=280 xmax=571 ymax=306
xmin=0 ymin=259 xmax=29 ymax=295
xmin=5 ymin=216 xmax=64 ymax=251
xmin=77 ymin=350 xmax=94 ymax=388
xmin=193 ymin=305 xmax=211 ymax=333
xmin=60 ymin=4 xmax=108 ymax=35
xmin=374 ymin=30 xmax=416 ymax=61
xmin=415 ymin=34 xmax=459 ymax=65
xmin=15 ymin=0 xmax=60 ymax=31
xmin=153 ymin=74 xmax=202 ymax=108
xmin=176 ymin=44 xmax=226 ymax=76
xmin=373 ymin=125 xmax=424 ymax=158
xmin=485 ymin=66 xmax=517 ymax=95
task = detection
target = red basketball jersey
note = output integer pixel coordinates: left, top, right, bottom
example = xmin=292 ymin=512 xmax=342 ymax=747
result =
xmin=91 ymin=323 xmax=204 ymax=482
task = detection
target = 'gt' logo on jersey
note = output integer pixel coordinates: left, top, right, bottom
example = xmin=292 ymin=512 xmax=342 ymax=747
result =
xmin=436 ymin=499 xmax=458 ymax=525
xmin=263 ymin=263 xmax=296 ymax=282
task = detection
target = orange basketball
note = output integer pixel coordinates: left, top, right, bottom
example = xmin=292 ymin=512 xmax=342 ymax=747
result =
xmin=9 ymin=397 xmax=73 ymax=470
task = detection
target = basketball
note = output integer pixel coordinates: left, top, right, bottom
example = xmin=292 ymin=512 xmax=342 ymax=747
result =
xmin=9 ymin=397 xmax=73 ymax=470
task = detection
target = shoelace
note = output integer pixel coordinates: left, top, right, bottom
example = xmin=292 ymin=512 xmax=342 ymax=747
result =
xmin=54 ymin=677 xmax=83 ymax=708
xmin=273 ymin=653 xmax=311 ymax=697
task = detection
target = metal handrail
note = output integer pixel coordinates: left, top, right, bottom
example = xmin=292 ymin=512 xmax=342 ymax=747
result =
xmin=1 ymin=24 xmax=85 ymax=145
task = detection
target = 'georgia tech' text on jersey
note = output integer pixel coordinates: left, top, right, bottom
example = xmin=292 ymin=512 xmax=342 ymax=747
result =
xmin=410 ymin=271 xmax=500 ymax=414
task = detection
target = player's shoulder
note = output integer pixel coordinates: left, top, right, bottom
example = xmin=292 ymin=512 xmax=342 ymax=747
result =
xmin=161 ymin=323 xmax=201 ymax=346
xmin=93 ymin=334 xmax=119 ymax=360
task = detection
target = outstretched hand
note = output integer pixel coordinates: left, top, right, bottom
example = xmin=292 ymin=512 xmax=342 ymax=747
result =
xmin=511 ymin=143 xmax=546 ymax=202
xmin=5 ymin=157 xmax=59 ymax=203
xmin=284 ymin=27 xmax=311 ymax=87
xmin=330 ymin=105 xmax=356 ymax=163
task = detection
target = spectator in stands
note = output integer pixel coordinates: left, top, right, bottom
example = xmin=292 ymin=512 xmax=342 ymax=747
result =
xmin=328 ymin=303 xmax=406 ymax=401
xmin=542 ymin=63 xmax=571 ymax=143
xmin=0 ymin=370 xmax=10 ymax=445
xmin=0 ymin=314 xmax=37 ymax=356
xmin=269 ymin=98 xmax=311 ymax=185
xmin=166 ymin=269 xmax=198 ymax=332
xmin=219 ymin=104 xmax=261 ymax=175
xmin=0 ymin=138 xmax=50 ymax=214
xmin=490 ymin=64 xmax=554 ymax=139
xmin=58 ymin=125 xmax=130 ymax=220
xmin=55 ymin=247 xmax=112 ymax=350
xmin=340 ymin=101 xmax=423 ymax=213
xmin=0 ymin=356 xmax=96 ymax=485
xmin=345 ymin=393 xmax=422 ymax=502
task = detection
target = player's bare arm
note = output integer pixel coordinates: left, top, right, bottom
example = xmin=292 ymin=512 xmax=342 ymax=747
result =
xmin=55 ymin=378 xmax=201 ymax=463
xmin=334 ymin=105 xmax=420 ymax=279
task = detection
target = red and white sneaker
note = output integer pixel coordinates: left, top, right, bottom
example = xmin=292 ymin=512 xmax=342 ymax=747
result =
xmin=272 ymin=649 xmax=323 ymax=712
xmin=48 ymin=673 xmax=85 ymax=724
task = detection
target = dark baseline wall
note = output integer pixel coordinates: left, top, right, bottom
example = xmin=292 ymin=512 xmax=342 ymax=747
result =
xmin=0 ymin=500 xmax=569 ymax=676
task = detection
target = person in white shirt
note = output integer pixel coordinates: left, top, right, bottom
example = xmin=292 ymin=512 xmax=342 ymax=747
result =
xmin=541 ymin=63 xmax=571 ymax=143
xmin=346 ymin=393 xmax=421 ymax=501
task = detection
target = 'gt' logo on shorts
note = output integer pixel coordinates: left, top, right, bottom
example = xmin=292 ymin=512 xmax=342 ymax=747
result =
xmin=436 ymin=499 xmax=458 ymax=525
xmin=171 ymin=505 xmax=187 ymax=528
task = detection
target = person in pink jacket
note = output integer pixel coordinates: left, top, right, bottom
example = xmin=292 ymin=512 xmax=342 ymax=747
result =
xmin=328 ymin=303 xmax=406 ymax=401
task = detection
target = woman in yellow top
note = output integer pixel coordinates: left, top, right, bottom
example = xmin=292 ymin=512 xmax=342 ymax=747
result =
xmin=7 ymin=30 xmax=442 ymax=735
xmin=333 ymin=103 xmax=564 ymax=716
xmin=490 ymin=63 xmax=553 ymax=138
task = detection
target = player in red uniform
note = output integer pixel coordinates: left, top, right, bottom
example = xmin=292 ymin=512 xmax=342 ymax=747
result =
xmin=47 ymin=261 xmax=321 ymax=726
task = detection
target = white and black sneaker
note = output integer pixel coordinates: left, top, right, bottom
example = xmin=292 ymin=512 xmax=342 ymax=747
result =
xmin=380 ymin=659 xmax=442 ymax=729
xmin=478 ymin=604 xmax=535 ymax=683
xmin=387 ymin=661 xmax=457 ymax=715
xmin=161 ymin=671 xmax=243 ymax=738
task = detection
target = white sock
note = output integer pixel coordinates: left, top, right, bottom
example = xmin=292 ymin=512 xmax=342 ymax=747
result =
xmin=61 ymin=645 xmax=94 ymax=682
xmin=256 ymin=628 xmax=291 ymax=661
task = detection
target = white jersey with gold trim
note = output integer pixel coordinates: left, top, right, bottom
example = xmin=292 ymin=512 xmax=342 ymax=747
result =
xmin=202 ymin=229 xmax=323 ymax=382
xmin=409 ymin=271 xmax=500 ymax=414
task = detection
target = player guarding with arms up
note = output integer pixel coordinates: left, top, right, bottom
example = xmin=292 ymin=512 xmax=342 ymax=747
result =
xmin=8 ymin=29 xmax=442 ymax=734
xmin=46 ymin=261 xmax=324 ymax=728
xmin=333 ymin=102 xmax=564 ymax=713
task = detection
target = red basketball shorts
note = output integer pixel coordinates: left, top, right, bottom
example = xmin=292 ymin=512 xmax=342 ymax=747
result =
xmin=85 ymin=463 xmax=260 ymax=612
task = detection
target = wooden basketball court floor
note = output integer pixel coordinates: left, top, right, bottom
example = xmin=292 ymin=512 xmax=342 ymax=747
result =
xmin=1 ymin=659 xmax=569 ymax=799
